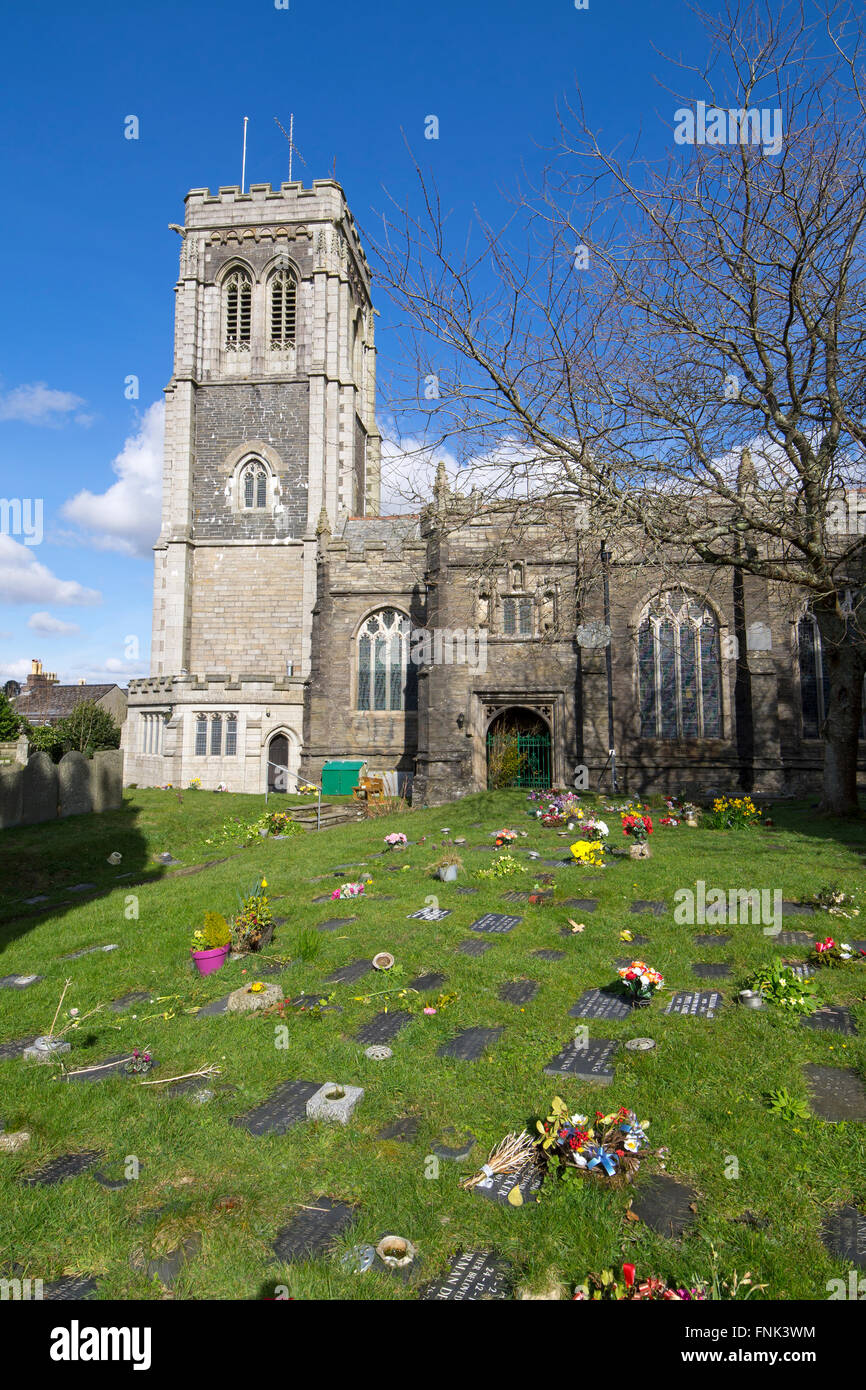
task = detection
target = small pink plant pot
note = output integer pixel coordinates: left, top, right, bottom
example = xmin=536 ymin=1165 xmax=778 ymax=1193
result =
xmin=191 ymin=945 xmax=229 ymax=976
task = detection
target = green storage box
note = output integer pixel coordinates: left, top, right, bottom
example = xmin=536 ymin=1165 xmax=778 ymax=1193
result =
xmin=321 ymin=759 xmax=366 ymax=795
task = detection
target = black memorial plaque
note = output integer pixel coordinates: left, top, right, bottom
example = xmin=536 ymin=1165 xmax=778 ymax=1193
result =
xmin=324 ymin=959 xmax=373 ymax=985
xmin=21 ymin=1150 xmax=105 ymax=1186
xmin=422 ymin=1249 xmax=513 ymax=1301
xmin=469 ymin=913 xmax=522 ymax=934
xmin=473 ymin=1167 xmax=543 ymax=1207
xmin=408 ymin=972 xmax=447 ymax=992
xmin=272 ymin=1198 xmax=358 ymax=1262
xmin=378 ymin=1117 xmax=419 ymax=1143
xmin=781 ymin=901 xmax=816 ymax=917
xmin=695 ymin=934 xmax=732 ymax=947
xmin=532 ymin=948 xmax=566 ymax=961
xmin=407 ymin=906 xmax=452 ymax=921
xmin=664 ymin=990 xmax=723 ymax=1019
xmin=822 ymin=1204 xmax=866 ymax=1268
xmin=630 ymin=901 xmax=666 ymax=917
xmin=64 ymin=1054 xmax=149 ymax=1083
xmin=568 ymin=988 xmax=634 ymax=1021
xmin=561 ymin=899 xmax=599 ymax=912
xmin=632 ymin=1176 xmax=699 ymax=1238
xmin=544 ymin=1037 xmax=619 ymax=1083
xmin=457 ymin=939 xmax=494 ymax=956
xmin=197 ymin=994 xmax=231 ymax=1017
xmin=501 ymin=891 xmax=530 ymax=904
xmin=0 ymin=1035 xmax=38 ymax=1060
xmin=432 ymin=1129 xmax=476 ymax=1161
xmin=354 ymin=1010 xmax=413 ymax=1045
xmin=110 ymin=991 xmax=152 ymax=1012
xmin=232 ymin=1080 xmax=322 ymax=1136
xmin=437 ymin=1027 xmax=503 ymax=1061
xmin=691 ymin=963 xmax=732 ymax=979
xmin=801 ymin=1006 xmax=858 ymax=1036
xmin=316 ymin=917 xmax=358 ymax=932
xmin=43 ymin=1275 xmax=99 ymax=1300
xmin=499 ymin=980 xmax=539 ymax=1005
xmin=772 ymin=930 xmax=812 ymax=946
xmin=804 ymin=1065 xmax=866 ymax=1121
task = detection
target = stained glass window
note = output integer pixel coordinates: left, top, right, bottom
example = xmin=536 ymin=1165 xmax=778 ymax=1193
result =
xmin=224 ymin=267 xmax=252 ymax=351
xmin=195 ymin=717 xmax=207 ymax=757
xmin=225 ymin=717 xmax=237 ymax=756
xmin=638 ymin=591 xmax=722 ymax=739
xmin=210 ymin=716 xmax=222 ymax=756
xmin=355 ymin=609 xmax=415 ymax=711
xmin=241 ymin=461 xmax=268 ymax=509
xmin=502 ymin=596 xmax=533 ymax=637
xmin=798 ymin=613 xmax=864 ymax=739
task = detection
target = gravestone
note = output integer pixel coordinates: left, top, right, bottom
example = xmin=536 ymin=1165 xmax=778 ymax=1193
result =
xmin=57 ymin=751 xmax=93 ymax=819
xmin=20 ymin=751 xmax=57 ymax=826
xmin=197 ymin=995 xmax=231 ymax=1017
xmin=781 ymin=901 xmax=816 ymax=917
xmin=64 ymin=1054 xmax=153 ymax=1083
xmin=324 ymin=959 xmax=372 ymax=985
xmin=625 ymin=1037 xmax=657 ymax=1052
xmin=499 ymin=980 xmax=539 ymax=1005
xmin=695 ymin=934 xmax=731 ymax=947
xmin=469 ymin=913 xmax=522 ymax=934
xmin=91 ymin=748 xmax=123 ymax=812
xmin=501 ymin=891 xmax=530 ymax=903
xmin=272 ymin=1198 xmax=358 ymax=1262
xmin=423 ymin=1250 xmax=513 ymax=1301
xmin=226 ymin=982 xmax=282 ymax=1014
xmin=664 ymin=990 xmax=723 ymax=1019
xmin=43 ymin=1275 xmax=99 ymax=1300
xmin=691 ymin=963 xmax=732 ymax=979
xmin=622 ymin=935 xmax=650 ymax=946
xmin=804 ymin=1066 xmax=866 ymax=1121
xmin=632 ymin=1176 xmax=699 ymax=1238
xmin=821 ymin=1205 xmax=866 ymax=1268
xmin=455 ymin=886 xmax=479 ymax=895
xmin=60 ymin=943 xmax=119 ymax=960
xmin=378 ymin=1117 xmax=419 ymax=1143
xmin=630 ymin=901 xmax=666 ymax=917
xmin=0 ymin=1035 xmax=39 ymax=1060
xmin=21 ymin=1150 xmax=105 ymax=1186
xmin=407 ymin=907 xmax=452 ymax=921
xmin=437 ymin=1027 xmax=503 ymax=1061
xmin=432 ymin=1130 xmax=476 ymax=1161
xmin=316 ymin=917 xmax=358 ymax=932
xmin=457 ymin=939 xmax=494 ymax=956
xmin=232 ymin=1080 xmax=322 ymax=1136
xmin=774 ymin=930 xmax=813 ymax=946
xmin=354 ymin=1011 xmax=412 ymax=1045
xmin=782 ymin=962 xmax=813 ymax=980
xmin=110 ymin=991 xmax=152 ymax=1012
xmin=473 ymin=1167 xmax=543 ymax=1207
xmin=569 ymin=988 xmax=633 ymax=1021
xmin=0 ymin=974 xmax=42 ymax=989
xmin=409 ymin=972 xmax=447 ymax=992
xmin=0 ymin=765 xmax=23 ymax=829
xmin=560 ymin=899 xmax=598 ymax=912
xmin=133 ymin=1234 xmax=201 ymax=1286
xmin=532 ymin=949 xmax=565 ymax=962
xmin=544 ymin=1037 xmax=619 ymax=1083
xmin=801 ymin=1006 xmax=858 ymax=1036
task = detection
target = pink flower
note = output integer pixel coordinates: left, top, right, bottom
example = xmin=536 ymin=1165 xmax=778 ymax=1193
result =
xmin=423 ymin=1006 xmax=437 ymax=1015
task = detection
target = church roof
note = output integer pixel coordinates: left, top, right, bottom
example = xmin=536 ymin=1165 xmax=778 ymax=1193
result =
xmin=339 ymin=515 xmax=420 ymax=553
xmin=14 ymin=683 xmax=122 ymax=725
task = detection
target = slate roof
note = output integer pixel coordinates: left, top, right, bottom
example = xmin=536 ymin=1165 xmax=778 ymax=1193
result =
xmin=339 ymin=515 xmax=421 ymax=554
xmin=13 ymin=683 xmax=121 ymax=725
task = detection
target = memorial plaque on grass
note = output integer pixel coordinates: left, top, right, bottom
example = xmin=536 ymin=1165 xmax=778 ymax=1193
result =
xmin=457 ymin=939 xmax=494 ymax=956
xmin=378 ymin=1117 xmax=419 ymax=1143
xmin=0 ymin=974 xmax=42 ymax=990
xmin=134 ymin=1234 xmax=201 ymax=1286
xmin=532 ymin=948 xmax=565 ymax=961
xmin=501 ymin=891 xmax=530 ymax=904
xmin=569 ymin=988 xmax=634 ymax=1021
xmin=290 ymin=994 xmax=342 ymax=1014
xmin=499 ymin=980 xmax=539 ymax=1006
xmin=632 ymin=1176 xmax=698 ymax=1238
xmin=432 ymin=1130 xmax=476 ymax=1160
xmin=43 ymin=1275 xmax=99 ymax=1300
xmin=316 ymin=917 xmax=358 ymax=932
xmin=664 ymin=990 xmax=723 ymax=1019
xmin=61 ymin=944 xmax=119 ymax=960
xmin=560 ymin=898 xmax=599 ymax=912
xmin=354 ymin=1010 xmax=412 ymax=1046
xmin=802 ymin=1006 xmax=858 ymax=1036
xmin=423 ymin=1249 xmax=513 ymax=1301
xmin=437 ymin=1026 xmax=503 ymax=1061
xmin=821 ymin=1205 xmax=866 ymax=1268
xmin=407 ymin=906 xmax=452 ymax=921
xmin=773 ymin=930 xmax=813 ymax=946
xmin=22 ymin=1150 xmax=105 ymax=1186
xmin=782 ymin=961 xmax=813 ymax=980
xmin=232 ymin=1080 xmax=322 ymax=1137
xmin=324 ymin=959 xmax=372 ymax=985
xmin=455 ymin=886 xmax=479 ymax=895
xmin=272 ymin=1198 xmax=358 ymax=1263
xmin=0 ymin=1035 xmax=38 ymax=1060
xmin=64 ymin=1054 xmax=146 ymax=1083
xmin=408 ymin=972 xmax=447 ymax=992
xmin=781 ymin=901 xmax=816 ymax=917
xmin=469 ymin=913 xmax=522 ymax=934
xmin=544 ymin=1037 xmax=619 ymax=1083
xmin=197 ymin=994 xmax=231 ymax=1017
xmin=630 ymin=901 xmax=666 ymax=917
xmin=803 ymin=1065 xmax=866 ymax=1122
xmin=695 ymin=934 xmax=731 ymax=948
xmin=473 ymin=1167 xmax=543 ymax=1207
xmin=691 ymin=962 xmax=732 ymax=979
xmin=110 ymin=991 xmax=152 ymax=1012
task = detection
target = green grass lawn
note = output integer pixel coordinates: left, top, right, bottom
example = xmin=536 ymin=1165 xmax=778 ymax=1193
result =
xmin=1 ymin=787 xmax=864 ymax=1300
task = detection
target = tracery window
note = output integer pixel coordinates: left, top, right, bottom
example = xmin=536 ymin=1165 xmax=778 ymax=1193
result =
xmin=502 ymin=596 xmax=533 ymax=637
xmin=798 ymin=612 xmax=866 ymax=739
xmin=638 ymin=589 xmax=722 ymax=739
xmin=356 ymin=608 xmax=417 ymax=712
xmin=224 ymin=267 xmax=252 ymax=351
xmin=241 ymin=460 xmax=269 ymax=509
xmin=269 ymin=268 xmax=297 ymax=349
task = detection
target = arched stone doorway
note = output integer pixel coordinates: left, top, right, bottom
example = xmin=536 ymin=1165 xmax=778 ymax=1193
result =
xmin=267 ymin=733 xmax=290 ymax=792
xmin=486 ymin=707 xmax=552 ymax=789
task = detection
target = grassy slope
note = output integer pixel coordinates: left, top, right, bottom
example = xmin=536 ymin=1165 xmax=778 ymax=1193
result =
xmin=0 ymin=788 xmax=864 ymax=1300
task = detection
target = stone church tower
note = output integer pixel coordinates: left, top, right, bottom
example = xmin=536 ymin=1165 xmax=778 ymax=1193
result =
xmin=124 ymin=180 xmax=380 ymax=791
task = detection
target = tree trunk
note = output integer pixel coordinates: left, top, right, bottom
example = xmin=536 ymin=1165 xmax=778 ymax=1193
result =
xmin=815 ymin=604 xmax=865 ymax=816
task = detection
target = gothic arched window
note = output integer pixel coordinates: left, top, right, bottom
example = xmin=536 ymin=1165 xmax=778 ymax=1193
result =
xmin=269 ymin=268 xmax=297 ymax=349
xmin=224 ymin=267 xmax=252 ymax=351
xmin=356 ymin=608 xmax=417 ymax=712
xmin=240 ymin=460 xmax=268 ymax=510
xmin=638 ymin=589 xmax=722 ymax=739
xmin=798 ymin=612 xmax=866 ymax=739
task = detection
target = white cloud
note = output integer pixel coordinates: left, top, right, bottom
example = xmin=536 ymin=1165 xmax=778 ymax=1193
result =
xmin=378 ymin=428 xmax=576 ymax=513
xmin=0 ymin=535 xmax=101 ymax=606
xmin=62 ymin=401 xmax=164 ymax=557
xmin=0 ymin=382 xmax=87 ymax=426
xmin=27 ymin=611 xmax=81 ymax=636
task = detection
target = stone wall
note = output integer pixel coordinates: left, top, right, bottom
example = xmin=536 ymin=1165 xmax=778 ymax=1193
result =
xmin=0 ymin=749 xmax=123 ymax=831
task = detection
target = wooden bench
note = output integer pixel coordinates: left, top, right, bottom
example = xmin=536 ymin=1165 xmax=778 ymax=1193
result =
xmin=353 ymin=776 xmax=385 ymax=802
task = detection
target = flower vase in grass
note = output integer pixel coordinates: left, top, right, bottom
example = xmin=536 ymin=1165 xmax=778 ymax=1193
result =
xmin=331 ymin=880 xmax=369 ymax=900
xmin=621 ymin=812 xmax=653 ymax=858
xmin=534 ymin=1098 xmax=658 ymax=1186
xmin=808 ymin=937 xmax=866 ymax=969
xmin=384 ymin=832 xmax=408 ymax=851
xmin=191 ymin=912 xmax=231 ymax=975
xmin=570 ymin=839 xmax=605 ymax=868
xmin=617 ymin=961 xmax=664 ymax=1007
xmin=493 ymin=828 xmax=517 ymax=848
xmin=231 ymin=879 xmax=275 ymax=953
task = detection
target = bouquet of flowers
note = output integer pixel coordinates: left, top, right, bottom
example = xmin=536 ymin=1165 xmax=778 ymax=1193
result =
xmin=570 ymin=839 xmax=605 ymax=868
xmin=808 ymin=936 xmax=866 ymax=969
xmin=621 ymin=813 xmax=653 ymax=843
xmin=331 ymin=880 xmax=370 ymax=899
xmin=577 ymin=816 xmax=609 ymax=840
xmin=574 ymin=1264 xmax=706 ymax=1301
xmin=187 ymin=777 xmax=202 ymax=790
xmin=384 ymin=832 xmax=408 ymax=849
xmin=705 ymin=796 xmax=761 ymax=829
xmin=493 ymin=828 xmax=518 ymax=847
xmin=232 ymin=879 xmax=275 ymax=952
xmin=813 ymin=886 xmax=861 ymax=920
xmin=534 ymin=1098 xmax=658 ymax=1185
xmin=617 ymin=960 xmax=664 ymax=1004
xmin=124 ymin=1048 xmax=154 ymax=1076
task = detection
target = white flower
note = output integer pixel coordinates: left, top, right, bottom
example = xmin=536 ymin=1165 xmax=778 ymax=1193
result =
xmin=571 ymin=1113 xmax=588 ymax=1125
xmin=624 ymin=1135 xmax=640 ymax=1152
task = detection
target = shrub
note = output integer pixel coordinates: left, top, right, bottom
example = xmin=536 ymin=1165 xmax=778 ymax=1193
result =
xmin=54 ymin=701 xmax=121 ymax=756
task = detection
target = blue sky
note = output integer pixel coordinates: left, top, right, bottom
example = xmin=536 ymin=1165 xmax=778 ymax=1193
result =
xmin=0 ymin=0 xmax=709 ymax=687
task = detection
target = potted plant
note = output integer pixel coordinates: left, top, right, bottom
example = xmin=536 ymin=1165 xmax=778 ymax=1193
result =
xmin=429 ymin=851 xmax=463 ymax=882
xmin=191 ymin=912 xmax=232 ymax=975
xmin=621 ymin=812 xmax=653 ymax=858
xmin=231 ymin=878 xmax=276 ymax=954
xmin=384 ymin=832 xmax=409 ymax=851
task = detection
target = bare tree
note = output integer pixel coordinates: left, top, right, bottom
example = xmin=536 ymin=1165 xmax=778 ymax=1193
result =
xmin=370 ymin=0 xmax=866 ymax=814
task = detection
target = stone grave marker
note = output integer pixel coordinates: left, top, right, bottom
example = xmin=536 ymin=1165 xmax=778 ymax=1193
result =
xmin=801 ymin=1006 xmax=858 ymax=1036
xmin=20 ymin=751 xmax=57 ymax=826
xmin=632 ymin=1176 xmax=699 ymax=1238
xmin=457 ymin=939 xmax=494 ymax=956
xmin=781 ymin=901 xmax=816 ymax=917
xmin=197 ymin=995 xmax=232 ymax=1017
xmin=664 ymin=990 xmax=723 ymax=1019
xmin=437 ymin=1027 xmax=503 ymax=1061
xmin=290 ymin=994 xmax=342 ymax=1014
xmin=432 ymin=1130 xmax=476 ymax=1161
xmin=532 ymin=948 xmax=565 ymax=961
xmin=695 ymin=934 xmax=731 ymax=947
xmin=568 ymin=988 xmax=634 ymax=1022
xmin=622 ymin=935 xmax=650 ymax=946
xmin=324 ymin=959 xmax=372 ymax=985
xmin=469 ymin=913 xmax=522 ymax=934
xmin=64 ymin=1054 xmax=153 ymax=1083
xmin=422 ymin=1250 xmax=513 ymax=1300
xmin=544 ymin=1037 xmax=619 ymax=1084
xmin=782 ymin=962 xmax=813 ymax=980
xmin=21 ymin=1150 xmax=105 ymax=1186
xmin=473 ymin=1167 xmax=543 ymax=1207
xmin=68 ymin=883 xmax=97 ymax=894
xmin=134 ymin=1234 xmax=202 ymax=1286
xmin=316 ymin=917 xmax=358 ymax=932
xmin=625 ymin=1037 xmax=657 ymax=1052
xmin=0 ymin=974 xmax=42 ymax=990
xmin=630 ymin=901 xmax=666 ymax=917
xmin=407 ymin=906 xmax=452 ymax=921
xmin=226 ymin=982 xmax=282 ymax=1014
xmin=408 ymin=971 xmax=447 ymax=992
xmin=60 ymin=944 xmax=119 ymax=961
xmin=0 ymin=1035 xmax=39 ymax=1061
xmin=232 ymin=1080 xmax=322 ymax=1136
xmin=57 ymin=752 xmax=93 ymax=818
xmin=43 ymin=1275 xmax=99 ymax=1300
xmin=501 ymin=891 xmax=530 ymax=903
xmin=110 ymin=991 xmax=152 ymax=1013
xmin=272 ymin=1198 xmax=358 ymax=1263
xmin=354 ymin=1011 xmax=413 ymax=1046
xmin=560 ymin=899 xmax=598 ymax=912
xmin=691 ymin=963 xmax=733 ymax=979
xmin=455 ymin=886 xmax=479 ymax=895
xmin=498 ymin=980 xmax=539 ymax=1005
xmin=378 ymin=1117 xmax=419 ymax=1143
xmin=773 ymin=930 xmax=813 ymax=946
xmin=803 ymin=1066 xmax=866 ymax=1121
xmin=821 ymin=1205 xmax=866 ymax=1268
